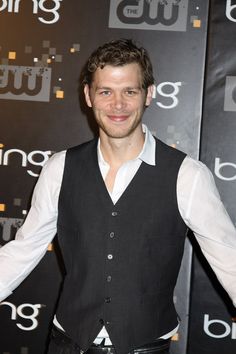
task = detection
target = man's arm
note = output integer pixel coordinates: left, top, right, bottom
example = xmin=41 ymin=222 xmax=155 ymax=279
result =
xmin=0 ymin=150 xmax=66 ymax=301
xmin=177 ymin=156 xmax=236 ymax=307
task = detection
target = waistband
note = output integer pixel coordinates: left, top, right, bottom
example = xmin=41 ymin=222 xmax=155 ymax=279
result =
xmin=51 ymin=325 xmax=171 ymax=354
xmin=89 ymin=339 xmax=170 ymax=354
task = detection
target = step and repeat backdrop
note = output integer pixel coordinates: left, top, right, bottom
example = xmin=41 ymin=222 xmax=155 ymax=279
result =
xmin=188 ymin=1 xmax=236 ymax=353
xmin=0 ymin=1 xmax=235 ymax=353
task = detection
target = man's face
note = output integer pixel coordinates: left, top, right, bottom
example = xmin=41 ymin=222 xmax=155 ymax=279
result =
xmin=84 ymin=63 xmax=153 ymax=139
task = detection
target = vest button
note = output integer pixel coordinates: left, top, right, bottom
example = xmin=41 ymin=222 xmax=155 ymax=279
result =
xmin=111 ymin=211 xmax=118 ymax=216
xmin=106 ymin=275 xmax=112 ymax=282
xmin=109 ymin=232 xmax=115 ymax=238
xmin=107 ymin=254 xmax=113 ymax=260
xmin=105 ymin=297 xmax=111 ymax=303
xmin=99 ymin=319 xmax=104 ymax=325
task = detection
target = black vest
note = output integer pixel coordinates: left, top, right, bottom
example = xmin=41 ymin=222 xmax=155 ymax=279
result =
xmin=56 ymin=138 xmax=187 ymax=354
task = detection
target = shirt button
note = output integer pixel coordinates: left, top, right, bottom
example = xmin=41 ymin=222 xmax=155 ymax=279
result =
xmin=111 ymin=211 xmax=118 ymax=216
xmin=107 ymin=254 xmax=113 ymax=260
xmin=107 ymin=275 xmax=112 ymax=282
xmin=109 ymin=232 xmax=115 ymax=238
xmin=105 ymin=297 xmax=111 ymax=303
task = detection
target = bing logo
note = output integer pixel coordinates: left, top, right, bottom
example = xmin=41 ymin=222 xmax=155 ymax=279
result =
xmin=0 ymin=0 xmax=63 ymax=25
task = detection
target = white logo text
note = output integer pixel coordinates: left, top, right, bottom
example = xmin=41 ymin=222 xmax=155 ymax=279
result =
xmin=0 ymin=0 xmax=63 ymax=24
xmin=0 ymin=302 xmax=44 ymax=331
xmin=204 ymin=314 xmax=236 ymax=339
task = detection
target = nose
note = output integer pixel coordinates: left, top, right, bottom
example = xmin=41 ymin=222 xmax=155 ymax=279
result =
xmin=112 ymin=92 xmax=125 ymax=111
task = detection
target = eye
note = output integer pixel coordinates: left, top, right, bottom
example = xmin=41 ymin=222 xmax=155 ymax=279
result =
xmin=99 ymin=90 xmax=111 ymax=96
xmin=125 ymin=90 xmax=138 ymax=96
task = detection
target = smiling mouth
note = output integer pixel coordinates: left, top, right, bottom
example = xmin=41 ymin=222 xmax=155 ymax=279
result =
xmin=107 ymin=115 xmax=129 ymax=122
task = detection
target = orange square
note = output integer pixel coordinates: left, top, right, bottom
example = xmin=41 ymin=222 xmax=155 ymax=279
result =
xmin=9 ymin=51 xmax=16 ymax=60
xmin=0 ymin=204 xmax=6 ymax=212
xmin=47 ymin=243 xmax=54 ymax=251
xmin=193 ymin=19 xmax=201 ymax=28
xmin=56 ymin=90 xmax=64 ymax=99
xmin=171 ymin=333 xmax=179 ymax=341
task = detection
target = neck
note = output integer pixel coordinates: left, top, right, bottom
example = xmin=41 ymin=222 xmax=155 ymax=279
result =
xmin=99 ymin=127 xmax=145 ymax=169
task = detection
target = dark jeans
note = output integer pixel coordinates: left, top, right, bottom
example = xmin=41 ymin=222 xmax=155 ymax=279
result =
xmin=47 ymin=326 xmax=170 ymax=354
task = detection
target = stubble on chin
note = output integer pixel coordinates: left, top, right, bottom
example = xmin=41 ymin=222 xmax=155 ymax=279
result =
xmin=98 ymin=120 xmax=142 ymax=140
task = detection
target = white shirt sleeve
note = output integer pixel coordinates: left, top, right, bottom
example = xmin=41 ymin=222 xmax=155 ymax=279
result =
xmin=0 ymin=150 xmax=66 ymax=302
xmin=177 ymin=156 xmax=236 ymax=307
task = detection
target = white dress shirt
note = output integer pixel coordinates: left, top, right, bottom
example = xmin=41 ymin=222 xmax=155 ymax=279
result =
xmin=0 ymin=125 xmax=236 ymax=345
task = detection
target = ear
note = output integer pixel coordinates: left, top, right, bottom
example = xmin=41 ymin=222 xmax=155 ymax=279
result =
xmin=84 ymin=84 xmax=92 ymax=108
xmin=145 ymin=85 xmax=154 ymax=106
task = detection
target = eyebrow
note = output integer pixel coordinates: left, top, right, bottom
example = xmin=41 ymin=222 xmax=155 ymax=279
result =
xmin=94 ymin=86 xmax=142 ymax=91
xmin=95 ymin=87 xmax=112 ymax=90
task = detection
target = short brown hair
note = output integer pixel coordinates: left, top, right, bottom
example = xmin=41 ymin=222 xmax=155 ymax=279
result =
xmin=81 ymin=38 xmax=155 ymax=90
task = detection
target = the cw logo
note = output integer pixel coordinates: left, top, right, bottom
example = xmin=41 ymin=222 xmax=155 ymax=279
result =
xmin=0 ymin=217 xmax=23 ymax=243
xmin=117 ymin=0 xmax=180 ymax=26
xmin=0 ymin=65 xmax=52 ymax=102
xmin=109 ymin=0 xmax=189 ymax=32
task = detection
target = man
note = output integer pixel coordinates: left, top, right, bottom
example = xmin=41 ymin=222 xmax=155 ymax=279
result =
xmin=0 ymin=39 xmax=236 ymax=354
